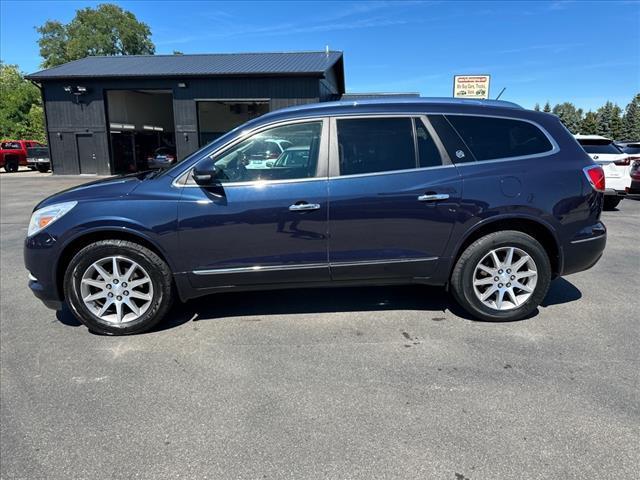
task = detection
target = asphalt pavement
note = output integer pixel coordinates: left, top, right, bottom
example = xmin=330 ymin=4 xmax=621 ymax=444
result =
xmin=1 ymin=171 xmax=638 ymax=479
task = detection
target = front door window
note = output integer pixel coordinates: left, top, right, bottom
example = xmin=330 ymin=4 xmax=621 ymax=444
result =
xmin=210 ymin=122 xmax=323 ymax=183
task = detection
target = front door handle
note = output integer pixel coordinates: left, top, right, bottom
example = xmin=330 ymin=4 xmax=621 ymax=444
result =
xmin=418 ymin=193 xmax=450 ymax=202
xmin=289 ymin=202 xmax=321 ymax=212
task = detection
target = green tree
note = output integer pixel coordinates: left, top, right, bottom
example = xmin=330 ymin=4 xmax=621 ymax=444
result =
xmin=533 ymin=103 xmax=540 ymax=111
xmin=37 ymin=3 xmax=154 ymax=68
xmin=0 ymin=63 xmax=46 ymax=142
xmin=543 ymin=101 xmax=551 ymax=113
xmin=622 ymin=93 xmax=640 ymax=140
xmin=552 ymin=102 xmax=583 ymax=133
xmin=596 ymin=101 xmax=625 ymax=139
xmin=580 ymin=111 xmax=599 ymax=135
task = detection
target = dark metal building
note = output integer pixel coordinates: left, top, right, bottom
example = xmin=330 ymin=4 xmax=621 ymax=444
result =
xmin=26 ymin=51 xmax=345 ymax=175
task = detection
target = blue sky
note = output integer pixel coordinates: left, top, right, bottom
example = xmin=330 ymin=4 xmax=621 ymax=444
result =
xmin=1 ymin=0 xmax=638 ymax=110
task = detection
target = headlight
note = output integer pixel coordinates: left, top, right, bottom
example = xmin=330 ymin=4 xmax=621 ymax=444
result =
xmin=27 ymin=201 xmax=77 ymax=237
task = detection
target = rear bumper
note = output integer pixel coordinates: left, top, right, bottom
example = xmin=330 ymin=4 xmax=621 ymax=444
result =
xmin=626 ymin=180 xmax=640 ymax=197
xmin=604 ymin=188 xmax=626 ymax=197
xmin=561 ymin=222 xmax=607 ymax=276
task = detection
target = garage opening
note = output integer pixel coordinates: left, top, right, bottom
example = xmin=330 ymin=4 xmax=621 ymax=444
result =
xmin=106 ymin=90 xmax=176 ymax=174
xmin=197 ymin=100 xmax=269 ymax=147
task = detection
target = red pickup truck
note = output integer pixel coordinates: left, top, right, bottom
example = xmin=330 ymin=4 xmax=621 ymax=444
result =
xmin=0 ymin=140 xmax=45 ymax=172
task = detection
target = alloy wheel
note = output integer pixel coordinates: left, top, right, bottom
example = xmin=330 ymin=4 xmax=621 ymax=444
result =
xmin=79 ymin=256 xmax=154 ymax=324
xmin=472 ymin=246 xmax=538 ymax=311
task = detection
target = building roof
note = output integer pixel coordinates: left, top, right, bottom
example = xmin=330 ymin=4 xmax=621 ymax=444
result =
xmin=26 ymin=51 xmax=344 ymax=83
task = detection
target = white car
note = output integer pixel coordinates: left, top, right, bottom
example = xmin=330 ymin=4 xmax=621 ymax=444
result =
xmin=575 ymin=135 xmax=631 ymax=210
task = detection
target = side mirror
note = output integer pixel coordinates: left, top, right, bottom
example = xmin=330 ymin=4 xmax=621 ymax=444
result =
xmin=192 ymin=157 xmax=220 ymax=185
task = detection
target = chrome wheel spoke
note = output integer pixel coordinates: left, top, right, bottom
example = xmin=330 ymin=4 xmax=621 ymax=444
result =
xmin=128 ymin=277 xmax=150 ymax=289
xmin=84 ymin=290 xmax=107 ymax=302
xmin=97 ymin=298 xmax=114 ymax=317
xmin=506 ymin=287 xmax=519 ymax=307
xmin=123 ymin=263 xmax=137 ymax=282
xmin=490 ymin=250 xmax=501 ymax=268
xmin=495 ymin=289 xmax=505 ymax=310
xmin=129 ymin=290 xmax=152 ymax=301
xmin=472 ymin=246 xmax=538 ymax=312
xmin=511 ymin=255 xmax=531 ymax=272
xmin=516 ymin=270 xmax=536 ymax=279
xmin=512 ymin=280 xmax=533 ymax=293
xmin=480 ymin=285 xmax=498 ymax=301
xmin=474 ymin=277 xmax=494 ymax=286
xmin=114 ymin=301 xmax=123 ymax=323
xmin=504 ymin=247 xmax=514 ymax=267
xmin=93 ymin=263 xmax=111 ymax=281
xmin=82 ymin=278 xmax=106 ymax=289
xmin=123 ymin=298 xmax=140 ymax=316
xmin=477 ymin=264 xmax=495 ymax=276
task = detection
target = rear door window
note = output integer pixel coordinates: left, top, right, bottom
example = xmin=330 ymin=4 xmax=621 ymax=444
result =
xmin=445 ymin=115 xmax=554 ymax=161
xmin=414 ymin=118 xmax=442 ymax=168
xmin=337 ymin=117 xmax=416 ymax=175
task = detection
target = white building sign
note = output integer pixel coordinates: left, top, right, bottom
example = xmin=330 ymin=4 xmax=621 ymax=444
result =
xmin=453 ymin=75 xmax=491 ymax=99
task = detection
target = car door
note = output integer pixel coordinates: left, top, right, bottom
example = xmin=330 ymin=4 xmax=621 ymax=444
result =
xmin=327 ymin=116 xmax=462 ymax=281
xmin=178 ymin=118 xmax=330 ymax=289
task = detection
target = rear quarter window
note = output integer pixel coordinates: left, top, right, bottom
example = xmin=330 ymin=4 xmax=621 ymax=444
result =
xmin=445 ymin=115 xmax=554 ymax=161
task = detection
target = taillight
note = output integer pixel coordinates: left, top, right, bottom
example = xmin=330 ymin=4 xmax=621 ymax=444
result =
xmin=614 ymin=157 xmax=631 ymax=166
xmin=583 ymin=165 xmax=605 ymax=192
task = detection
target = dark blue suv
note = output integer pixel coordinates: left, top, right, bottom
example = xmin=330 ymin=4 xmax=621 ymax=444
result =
xmin=24 ymin=99 xmax=607 ymax=335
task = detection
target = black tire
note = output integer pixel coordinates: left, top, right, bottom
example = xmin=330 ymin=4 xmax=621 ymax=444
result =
xmin=4 ymin=157 xmax=19 ymax=172
xmin=64 ymin=239 xmax=173 ymax=335
xmin=36 ymin=164 xmax=50 ymax=173
xmin=450 ymin=230 xmax=552 ymax=322
xmin=603 ymin=196 xmax=622 ymax=211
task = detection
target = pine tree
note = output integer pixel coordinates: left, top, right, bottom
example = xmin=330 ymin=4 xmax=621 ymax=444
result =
xmin=622 ymin=93 xmax=640 ymax=140
xmin=552 ymin=102 xmax=583 ymax=133
xmin=596 ymin=102 xmax=615 ymax=138
xmin=533 ymin=103 xmax=540 ymax=111
xmin=580 ymin=112 xmax=599 ymax=135
xmin=543 ymin=101 xmax=551 ymax=113
xmin=609 ymin=104 xmax=624 ymax=140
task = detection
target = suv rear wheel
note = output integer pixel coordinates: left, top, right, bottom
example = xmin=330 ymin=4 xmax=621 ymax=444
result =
xmin=64 ymin=240 xmax=173 ymax=335
xmin=451 ymin=231 xmax=551 ymax=321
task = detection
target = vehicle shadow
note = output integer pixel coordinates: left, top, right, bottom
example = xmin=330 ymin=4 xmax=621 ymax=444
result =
xmin=53 ymin=277 xmax=583 ymax=332
xmin=152 ymin=277 xmax=584 ymax=332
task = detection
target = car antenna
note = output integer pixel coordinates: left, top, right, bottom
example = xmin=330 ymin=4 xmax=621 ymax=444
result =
xmin=495 ymin=87 xmax=506 ymax=100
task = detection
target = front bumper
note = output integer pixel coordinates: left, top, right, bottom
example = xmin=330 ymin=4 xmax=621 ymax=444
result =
xmin=26 ymin=158 xmax=51 ymax=165
xmin=24 ymin=231 xmax=64 ymax=310
xmin=28 ymin=277 xmax=63 ymax=310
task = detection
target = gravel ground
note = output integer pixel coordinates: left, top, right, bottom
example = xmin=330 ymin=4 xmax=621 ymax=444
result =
xmin=1 ymin=172 xmax=638 ymax=479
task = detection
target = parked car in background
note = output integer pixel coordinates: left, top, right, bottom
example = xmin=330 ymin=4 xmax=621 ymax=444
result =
xmin=26 ymin=145 xmax=51 ymax=173
xmin=574 ymin=135 xmax=631 ymax=210
xmin=147 ymin=147 xmax=177 ymax=169
xmin=0 ymin=140 xmax=45 ymax=172
xmin=243 ymin=138 xmax=293 ymax=169
xmin=620 ymin=142 xmax=640 ymax=158
xmin=628 ymin=159 xmax=640 ymax=195
xmin=25 ymin=99 xmax=607 ymax=335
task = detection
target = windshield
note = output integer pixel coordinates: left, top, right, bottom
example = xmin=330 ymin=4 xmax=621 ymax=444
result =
xmin=577 ymin=140 xmax=622 ymax=155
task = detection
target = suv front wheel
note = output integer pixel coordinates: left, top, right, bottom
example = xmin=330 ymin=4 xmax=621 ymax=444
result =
xmin=451 ymin=231 xmax=552 ymax=321
xmin=64 ymin=239 xmax=173 ymax=335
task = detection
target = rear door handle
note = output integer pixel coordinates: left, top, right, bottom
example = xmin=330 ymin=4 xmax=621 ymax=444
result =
xmin=289 ymin=202 xmax=321 ymax=211
xmin=418 ymin=193 xmax=450 ymax=202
